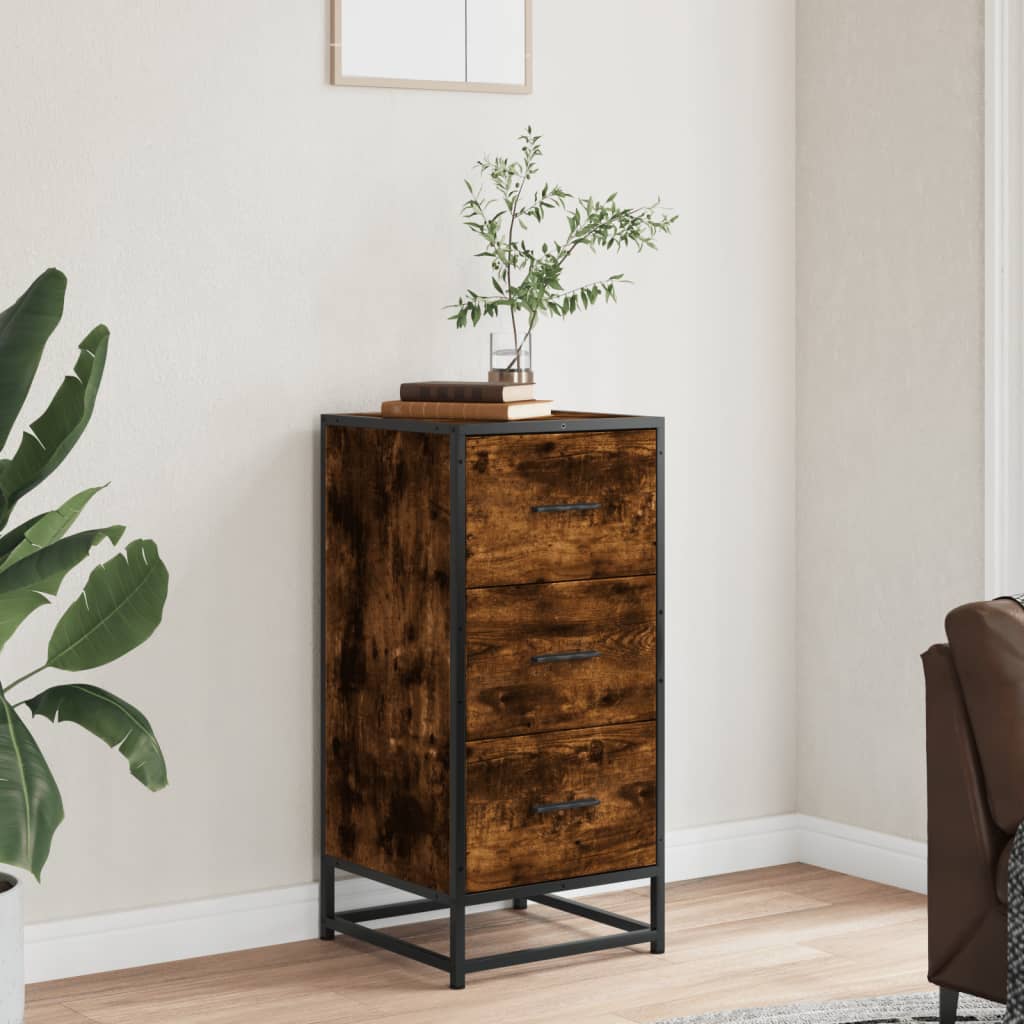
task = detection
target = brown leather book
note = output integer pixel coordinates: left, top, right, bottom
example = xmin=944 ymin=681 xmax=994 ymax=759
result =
xmin=399 ymin=380 xmax=536 ymax=403
xmin=380 ymin=400 xmax=553 ymax=421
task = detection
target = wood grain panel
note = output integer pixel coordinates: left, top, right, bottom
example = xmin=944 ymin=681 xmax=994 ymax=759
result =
xmin=466 ymin=577 xmax=657 ymax=739
xmin=466 ymin=722 xmax=656 ymax=892
xmin=323 ymin=425 xmax=450 ymax=892
xmin=465 ymin=430 xmax=657 ymax=587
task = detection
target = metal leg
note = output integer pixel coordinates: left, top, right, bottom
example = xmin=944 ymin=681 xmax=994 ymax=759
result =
xmin=450 ymin=902 xmax=466 ymax=989
xmin=512 ymin=897 xmax=528 ymax=910
xmin=939 ymin=988 xmax=959 ymax=1024
xmin=650 ymin=873 xmax=665 ymax=953
xmin=319 ymin=855 xmax=335 ymax=941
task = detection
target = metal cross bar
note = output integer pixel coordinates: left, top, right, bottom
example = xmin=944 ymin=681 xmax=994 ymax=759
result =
xmin=325 ymin=914 xmax=450 ymax=973
xmin=460 ymin=866 xmax=657 ymax=906
xmin=530 ymin=892 xmax=650 ymax=932
xmin=336 ymin=898 xmax=447 ymax=924
xmin=465 ymin=929 xmax=659 ymax=974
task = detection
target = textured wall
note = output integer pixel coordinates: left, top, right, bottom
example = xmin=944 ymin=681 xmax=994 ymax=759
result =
xmin=1 ymin=1 xmax=796 ymax=923
xmin=796 ymin=0 xmax=985 ymax=841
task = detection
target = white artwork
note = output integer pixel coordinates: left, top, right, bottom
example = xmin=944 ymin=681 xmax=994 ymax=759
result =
xmin=331 ymin=0 xmax=532 ymax=93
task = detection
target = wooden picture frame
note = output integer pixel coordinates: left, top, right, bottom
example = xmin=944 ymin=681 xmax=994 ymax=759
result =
xmin=330 ymin=0 xmax=533 ymax=94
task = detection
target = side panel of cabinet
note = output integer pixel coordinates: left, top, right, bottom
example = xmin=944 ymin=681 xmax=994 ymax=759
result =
xmin=323 ymin=426 xmax=450 ymax=892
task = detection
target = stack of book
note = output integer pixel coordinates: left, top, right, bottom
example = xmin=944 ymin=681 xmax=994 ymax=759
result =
xmin=381 ymin=381 xmax=553 ymax=421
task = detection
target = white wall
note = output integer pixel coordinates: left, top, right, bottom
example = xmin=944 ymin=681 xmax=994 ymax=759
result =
xmin=795 ymin=0 xmax=985 ymax=841
xmin=1 ymin=0 xmax=796 ymax=924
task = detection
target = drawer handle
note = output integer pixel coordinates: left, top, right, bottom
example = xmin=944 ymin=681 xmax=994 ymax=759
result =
xmin=532 ymin=797 xmax=601 ymax=815
xmin=531 ymin=650 xmax=601 ymax=665
xmin=531 ymin=502 xmax=602 ymax=513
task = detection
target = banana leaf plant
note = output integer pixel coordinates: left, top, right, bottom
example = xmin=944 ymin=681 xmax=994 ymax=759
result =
xmin=0 ymin=269 xmax=169 ymax=880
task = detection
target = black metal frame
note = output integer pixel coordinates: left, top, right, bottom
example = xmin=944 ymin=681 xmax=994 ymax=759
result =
xmin=319 ymin=411 xmax=666 ymax=988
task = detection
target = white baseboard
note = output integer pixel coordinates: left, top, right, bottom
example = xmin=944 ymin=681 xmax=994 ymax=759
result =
xmin=24 ymin=813 xmax=926 ymax=985
xmin=795 ymin=814 xmax=927 ymax=895
xmin=666 ymin=814 xmax=801 ymax=878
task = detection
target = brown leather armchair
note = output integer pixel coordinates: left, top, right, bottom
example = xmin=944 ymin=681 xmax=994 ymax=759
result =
xmin=924 ymin=598 xmax=1023 ymax=1022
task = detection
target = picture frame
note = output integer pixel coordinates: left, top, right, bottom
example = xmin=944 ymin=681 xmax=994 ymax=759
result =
xmin=329 ymin=0 xmax=533 ymax=94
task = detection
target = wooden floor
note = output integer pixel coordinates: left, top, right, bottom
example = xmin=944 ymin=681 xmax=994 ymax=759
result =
xmin=27 ymin=864 xmax=930 ymax=1024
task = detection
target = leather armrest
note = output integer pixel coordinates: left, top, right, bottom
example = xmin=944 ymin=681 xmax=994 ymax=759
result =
xmin=924 ymin=643 xmax=1005 ymax=981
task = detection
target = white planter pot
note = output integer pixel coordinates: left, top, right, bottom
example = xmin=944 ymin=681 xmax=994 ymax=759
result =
xmin=0 ymin=874 xmax=23 ymax=1024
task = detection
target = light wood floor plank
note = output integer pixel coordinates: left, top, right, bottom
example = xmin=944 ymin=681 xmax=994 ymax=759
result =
xmin=26 ymin=865 xmax=931 ymax=1024
xmin=23 ymin=1006 xmax=93 ymax=1024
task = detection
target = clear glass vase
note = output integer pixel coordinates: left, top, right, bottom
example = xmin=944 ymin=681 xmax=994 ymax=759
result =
xmin=489 ymin=331 xmax=534 ymax=384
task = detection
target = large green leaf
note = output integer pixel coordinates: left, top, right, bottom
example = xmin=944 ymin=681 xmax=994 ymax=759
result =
xmin=0 ymin=494 xmax=106 ymax=649
xmin=0 ymin=525 xmax=123 ymax=597
xmin=0 ymin=486 xmax=105 ymax=574
xmin=48 ymin=539 xmax=168 ymax=671
xmin=0 ymin=269 xmax=67 ymax=452
xmin=27 ymin=684 xmax=168 ymax=792
xmin=0 ymin=691 xmax=64 ymax=879
xmin=0 ymin=590 xmax=50 ymax=653
xmin=0 ymin=325 xmax=109 ymax=522
xmin=0 ymin=511 xmax=47 ymax=561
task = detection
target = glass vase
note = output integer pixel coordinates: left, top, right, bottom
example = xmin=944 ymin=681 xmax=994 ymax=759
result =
xmin=489 ymin=331 xmax=534 ymax=384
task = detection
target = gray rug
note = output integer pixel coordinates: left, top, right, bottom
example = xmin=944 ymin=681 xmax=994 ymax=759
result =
xmin=651 ymin=993 xmax=1005 ymax=1024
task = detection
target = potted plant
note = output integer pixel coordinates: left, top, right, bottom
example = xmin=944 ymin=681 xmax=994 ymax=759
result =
xmin=0 ymin=269 xmax=169 ymax=1024
xmin=449 ymin=127 xmax=676 ymax=382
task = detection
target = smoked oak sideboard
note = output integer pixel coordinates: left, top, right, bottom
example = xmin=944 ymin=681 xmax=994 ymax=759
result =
xmin=320 ymin=411 xmax=664 ymax=988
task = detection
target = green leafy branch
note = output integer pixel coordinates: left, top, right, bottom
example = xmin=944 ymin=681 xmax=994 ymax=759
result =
xmin=448 ymin=127 xmax=677 ymax=370
xmin=0 ymin=269 xmax=169 ymax=881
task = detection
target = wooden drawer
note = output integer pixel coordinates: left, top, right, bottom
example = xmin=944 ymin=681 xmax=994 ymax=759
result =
xmin=466 ymin=577 xmax=656 ymax=739
xmin=465 ymin=430 xmax=657 ymax=587
xmin=465 ymin=721 xmax=656 ymax=892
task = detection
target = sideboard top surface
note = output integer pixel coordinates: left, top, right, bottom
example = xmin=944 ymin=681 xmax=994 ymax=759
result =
xmin=321 ymin=410 xmax=664 ymax=436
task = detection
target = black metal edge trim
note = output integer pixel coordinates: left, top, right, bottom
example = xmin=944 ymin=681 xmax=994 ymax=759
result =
xmin=320 ymin=414 xmax=454 ymax=435
xmin=449 ymin=429 xmax=468 ymax=986
xmin=325 ymin=856 xmax=449 ymax=903
xmin=467 ymin=571 xmax=655 ymax=596
xmin=531 ymin=893 xmax=649 ymax=932
xmin=319 ymin=423 xmax=325 ymax=862
xmin=319 ymin=414 xmax=665 ymax=437
xmin=450 ymin=431 xmax=467 ymax=901
xmin=460 ymin=415 xmax=664 ymax=436
xmin=327 ymin=915 xmax=450 ymax=973
xmin=653 ymin=419 xmax=666 ymax=951
xmin=465 ymin=929 xmax=657 ymax=974
xmin=461 ymin=865 xmax=657 ymax=905
xmin=319 ymin=425 xmax=333 ymax=938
